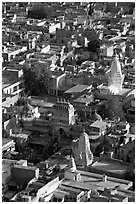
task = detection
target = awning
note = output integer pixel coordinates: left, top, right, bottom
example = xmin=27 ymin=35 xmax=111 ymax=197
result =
xmin=29 ymin=140 xmax=47 ymax=146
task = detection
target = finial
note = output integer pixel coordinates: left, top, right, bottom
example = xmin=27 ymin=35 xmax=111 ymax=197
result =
xmin=82 ymin=128 xmax=85 ymax=133
xmin=113 ymin=48 xmax=117 ymax=56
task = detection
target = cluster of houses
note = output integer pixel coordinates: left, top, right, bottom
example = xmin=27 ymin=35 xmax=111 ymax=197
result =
xmin=2 ymin=2 xmax=135 ymax=202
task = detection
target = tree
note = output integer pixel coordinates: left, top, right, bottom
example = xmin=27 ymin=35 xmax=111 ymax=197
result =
xmin=37 ymin=72 xmax=52 ymax=95
xmin=18 ymin=2 xmax=28 ymax=7
xmin=23 ymin=64 xmax=51 ymax=96
xmin=87 ymin=40 xmax=100 ymax=53
xmin=23 ymin=65 xmax=39 ymax=95
xmin=94 ymin=144 xmax=104 ymax=157
xmin=128 ymin=3 xmax=135 ymax=14
xmin=28 ymin=3 xmax=48 ymax=19
xmin=27 ymin=3 xmax=57 ymax=19
xmin=97 ymin=96 xmax=125 ymax=121
xmin=106 ymin=18 xmax=110 ymax=25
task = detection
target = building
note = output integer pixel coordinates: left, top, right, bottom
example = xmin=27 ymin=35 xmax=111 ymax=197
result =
xmin=65 ymin=84 xmax=92 ymax=99
xmin=11 ymin=177 xmax=61 ymax=202
xmin=2 ymin=159 xmax=38 ymax=201
xmin=2 ymin=44 xmax=27 ymax=62
xmin=89 ymin=151 xmax=131 ymax=179
xmin=90 ymin=120 xmax=107 ymax=136
xmin=95 ymin=52 xmax=134 ymax=108
xmin=2 ymin=138 xmax=15 ymax=158
xmin=72 ymin=93 xmax=94 ymax=114
xmin=52 ymin=100 xmax=75 ymax=126
xmin=119 ymin=139 xmax=135 ymax=163
xmin=2 ymin=69 xmax=24 ymax=108
xmin=100 ymin=42 xmax=114 ymax=57
xmin=52 ymin=158 xmax=134 ymax=202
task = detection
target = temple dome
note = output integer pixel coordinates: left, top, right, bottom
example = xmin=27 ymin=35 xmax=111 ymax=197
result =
xmin=68 ymin=157 xmax=76 ymax=172
xmin=94 ymin=110 xmax=102 ymax=121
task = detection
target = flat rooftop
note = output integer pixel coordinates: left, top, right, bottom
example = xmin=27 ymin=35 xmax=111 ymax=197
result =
xmin=13 ymin=164 xmax=38 ymax=171
xmin=2 ymin=159 xmax=17 ymax=184
xmin=63 ymin=169 xmax=132 ymax=190
xmin=12 ymin=132 xmax=30 ymax=139
xmin=2 ymin=138 xmax=13 ymax=147
xmin=29 ymin=97 xmax=56 ymax=107
xmin=2 ymin=74 xmax=23 ymax=89
xmin=91 ymin=158 xmax=131 ymax=175
xmin=39 ymin=101 xmax=54 ymax=108
xmin=65 ymin=84 xmax=89 ymax=94
xmin=117 ymin=88 xmax=132 ymax=96
xmin=90 ymin=121 xmax=107 ymax=128
xmin=73 ymin=93 xmax=94 ymax=104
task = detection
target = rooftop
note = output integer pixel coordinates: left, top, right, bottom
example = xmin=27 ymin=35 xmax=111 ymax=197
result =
xmin=2 ymin=74 xmax=24 ymax=89
xmin=91 ymin=158 xmax=131 ymax=175
xmin=90 ymin=121 xmax=107 ymax=128
xmin=63 ymin=169 xmax=132 ymax=191
xmin=117 ymin=88 xmax=132 ymax=96
xmin=2 ymin=159 xmax=17 ymax=184
xmin=2 ymin=137 xmax=13 ymax=147
xmin=65 ymin=84 xmax=90 ymax=94
xmin=73 ymin=93 xmax=94 ymax=104
xmin=12 ymin=132 xmax=31 ymax=139
xmin=13 ymin=164 xmax=38 ymax=171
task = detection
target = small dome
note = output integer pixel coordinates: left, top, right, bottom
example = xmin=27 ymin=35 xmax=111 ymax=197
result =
xmin=94 ymin=110 xmax=102 ymax=121
xmin=68 ymin=157 xmax=76 ymax=172
xmin=26 ymin=102 xmax=34 ymax=111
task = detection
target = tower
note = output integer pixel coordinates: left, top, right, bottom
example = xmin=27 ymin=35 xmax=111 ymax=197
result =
xmin=75 ymin=130 xmax=93 ymax=166
xmin=52 ymin=99 xmax=75 ymax=125
xmin=108 ymin=53 xmax=124 ymax=94
xmin=68 ymin=157 xmax=76 ymax=172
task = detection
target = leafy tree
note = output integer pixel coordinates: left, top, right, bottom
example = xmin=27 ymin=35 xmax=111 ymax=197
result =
xmin=87 ymin=40 xmax=100 ymax=53
xmin=97 ymin=97 xmax=125 ymax=121
xmin=28 ymin=3 xmax=48 ymax=19
xmin=37 ymin=72 xmax=51 ymax=95
xmin=128 ymin=3 xmax=135 ymax=14
xmin=16 ymin=97 xmax=28 ymax=106
xmin=23 ymin=64 xmax=51 ymax=96
xmin=23 ymin=65 xmax=38 ymax=95
xmin=94 ymin=144 xmax=103 ymax=157
xmin=18 ymin=2 xmax=28 ymax=7
xmin=106 ymin=18 xmax=110 ymax=25
xmin=27 ymin=3 xmax=57 ymax=19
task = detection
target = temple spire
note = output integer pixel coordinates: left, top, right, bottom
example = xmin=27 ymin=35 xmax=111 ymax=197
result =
xmin=108 ymin=51 xmax=124 ymax=94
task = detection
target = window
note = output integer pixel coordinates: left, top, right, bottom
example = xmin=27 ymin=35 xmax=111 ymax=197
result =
xmin=2 ymin=98 xmax=6 ymax=102
xmin=13 ymin=86 xmax=17 ymax=92
xmin=19 ymin=83 xmax=24 ymax=89
xmin=10 ymin=55 xmax=13 ymax=60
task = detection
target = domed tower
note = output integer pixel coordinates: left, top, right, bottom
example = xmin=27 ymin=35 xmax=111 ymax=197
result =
xmin=108 ymin=53 xmax=124 ymax=94
xmin=94 ymin=110 xmax=102 ymax=121
xmin=68 ymin=157 xmax=76 ymax=172
xmin=75 ymin=130 xmax=93 ymax=166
